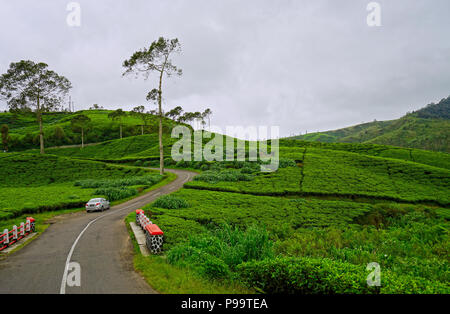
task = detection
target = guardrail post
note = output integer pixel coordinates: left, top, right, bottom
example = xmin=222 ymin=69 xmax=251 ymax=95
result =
xmin=20 ymin=222 xmax=25 ymax=237
xmin=2 ymin=229 xmax=8 ymax=246
xmin=26 ymin=219 xmax=30 ymax=233
xmin=27 ymin=217 xmax=35 ymax=232
xmin=12 ymin=225 xmax=18 ymax=241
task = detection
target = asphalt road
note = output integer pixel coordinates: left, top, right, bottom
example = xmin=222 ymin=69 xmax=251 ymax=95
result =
xmin=0 ymin=168 xmax=196 ymax=294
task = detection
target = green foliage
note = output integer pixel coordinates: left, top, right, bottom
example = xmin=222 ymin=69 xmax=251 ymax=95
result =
xmin=167 ymin=224 xmax=273 ymax=279
xmin=237 ymin=256 xmax=448 ymax=294
xmin=0 ymin=153 xmax=161 ymax=219
xmin=74 ymin=174 xmax=163 ymax=189
xmin=94 ymin=187 xmax=137 ymax=201
xmin=1 ymin=110 xmax=179 ymax=151
xmin=193 ymin=169 xmax=255 ymax=183
xmin=152 ymin=195 xmax=190 ymax=209
xmin=0 ymin=153 xmax=148 ymax=187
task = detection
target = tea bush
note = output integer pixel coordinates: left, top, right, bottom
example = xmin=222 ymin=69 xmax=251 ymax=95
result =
xmin=152 ymin=195 xmax=190 ymax=209
xmin=94 ymin=187 xmax=137 ymax=201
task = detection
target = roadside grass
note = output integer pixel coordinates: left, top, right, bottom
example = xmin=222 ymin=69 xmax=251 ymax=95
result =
xmin=125 ymin=213 xmax=251 ymax=294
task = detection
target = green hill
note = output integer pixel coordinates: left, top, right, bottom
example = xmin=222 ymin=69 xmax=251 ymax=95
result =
xmin=2 ymin=129 xmax=449 ymax=294
xmin=0 ymin=109 xmax=181 ymax=151
xmin=288 ymin=96 xmax=450 ymax=153
xmin=0 ymin=153 xmax=163 ymax=220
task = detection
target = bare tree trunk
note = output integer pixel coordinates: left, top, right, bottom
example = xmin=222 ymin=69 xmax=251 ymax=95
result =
xmin=158 ymin=71 xmax=164 ymax=175
xmin=120 ymin=124 xmax=123 ymax=139
xmin=37 ymin=96 xmax=45 ymax=154
xmin=141 ymin=125 xmax=144 ymax=136
xmin=81 ymin=127 xmax=84 ymax=148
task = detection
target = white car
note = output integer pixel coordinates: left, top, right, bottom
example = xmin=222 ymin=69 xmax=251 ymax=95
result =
xmin=86 ymin=198 xmax=110 ymax=212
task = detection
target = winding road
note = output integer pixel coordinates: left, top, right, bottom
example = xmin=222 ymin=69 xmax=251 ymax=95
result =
xmin=0 ymin=168 xmax=196 ymax=294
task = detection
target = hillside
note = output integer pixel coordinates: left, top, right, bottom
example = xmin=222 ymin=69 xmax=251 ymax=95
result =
xmin=0 ymin=109 xmax=180 ymax=151
xmin=288 ymin=96 xmax=450 ymax=152
xmin=0 ymin=153 xmax=163 ymax=220
xmin=3 ymin=131 xmax=449 ymax=293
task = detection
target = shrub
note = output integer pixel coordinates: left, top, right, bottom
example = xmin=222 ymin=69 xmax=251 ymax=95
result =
xmin=167 ymin=246 xmax=230 ymax=279
xmin=176 ymin=160 xmax=191 ymax=168
xmin=164 ymin=157 xmax=175 ymax=166
xmin=166 ymin=224 xmax=273 ymax=280
xmin=94 ymin=187 xmax=137 ymax=201
xmin=278 ymin=158 xmax=297 ymax=168
xmin=134 ymin=160 xmax=143 ymax=167
xmin=193 ymin=169 xmax=254 ymax=183
xmin=152 ymin=195 xmax=190 ymax=209
xmin=236 ymin=256 xmax=449 ymax=294
xmin=75 ymin=175 xmax=162 ymax=189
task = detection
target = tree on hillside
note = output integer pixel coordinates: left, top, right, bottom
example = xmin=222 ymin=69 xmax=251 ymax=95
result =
xmin=1 ymin=124 xmax=9 ymax=152
xmin=193 ymin=111 xmax=203 ymax=129
xmin=179 ymin=111 xmax=194 ymax=126
xmin=89 ymin=104 xmax=104 ymax=110
xmin=0 ymin=60 xmax=72 ymax=154
xmin=166 ymin=106 xmax=183 ymax=121
xmin=71 ymin=114 xmax=92 ymax=148
xmin=131 ymin=105 xmax=152 ymax=135
xmin=108 ymin=109 xmax=127 ymax=139
xmin=123 ymin=37 xmax=183 ymax=175
xmin=202 ymin=108 xmax=212 ymax=130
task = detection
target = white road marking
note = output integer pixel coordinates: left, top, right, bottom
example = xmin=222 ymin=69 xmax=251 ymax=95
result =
xmin=59 ymin=171 xmax=190 ymax=294
xmin=59 ymin=203 xmax=134 ymax=294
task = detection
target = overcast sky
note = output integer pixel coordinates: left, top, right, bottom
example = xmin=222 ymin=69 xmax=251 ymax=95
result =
xmin=1 ymin=0 xmax=449 ymax=137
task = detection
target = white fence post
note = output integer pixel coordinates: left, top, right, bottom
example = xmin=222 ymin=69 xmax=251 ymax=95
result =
xmin=26 ymin=219 xmax=30 ymax=232
xmin=2 ymin=229 xmax=8 ymax=245
xmin=12 ymin=225 xmax=17 ymax=240
xmin=20 ymin=222 xmax=25 ymax=236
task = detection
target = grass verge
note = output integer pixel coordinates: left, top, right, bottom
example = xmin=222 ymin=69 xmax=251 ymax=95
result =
xmin=125 ymin=212 xmax=252 ymax=294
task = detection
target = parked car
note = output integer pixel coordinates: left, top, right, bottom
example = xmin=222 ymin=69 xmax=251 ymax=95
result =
xmin=86 ymin=198 xmax=110 ymax=212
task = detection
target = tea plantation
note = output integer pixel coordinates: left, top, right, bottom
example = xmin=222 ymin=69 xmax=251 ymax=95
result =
xmin=2 ymin=130 xmax=449 ymax=294
xmin=125 ymin=135 xmax=448 ymax=294
xmin=0 ymin=153 xmax=164 ymax=220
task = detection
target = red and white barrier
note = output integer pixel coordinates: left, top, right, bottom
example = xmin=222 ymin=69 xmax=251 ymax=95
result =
xmin=135 ymin=209 xmax=164 ymax=254
xmin=0 ymin=217 xmax=35 ymax=252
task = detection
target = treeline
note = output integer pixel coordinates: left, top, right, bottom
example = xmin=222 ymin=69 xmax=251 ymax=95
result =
xmin=0 ymin=104 xmax=212 ymax=152
xmin=409 ymin=96 xmax=450 ymax=120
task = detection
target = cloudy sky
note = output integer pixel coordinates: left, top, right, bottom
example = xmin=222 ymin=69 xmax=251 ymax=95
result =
xmin=0 ymin=0 xmax=449 ymax=137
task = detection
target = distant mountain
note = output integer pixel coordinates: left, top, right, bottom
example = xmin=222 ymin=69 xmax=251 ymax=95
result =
xmin=288 ymin=96 xmax=450 ymax=153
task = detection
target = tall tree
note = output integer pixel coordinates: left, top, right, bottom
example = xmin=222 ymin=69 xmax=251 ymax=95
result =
xmin=131 ymin=105 xmax=151 ymax=135
xmin=203 ymin=108 xmax=212 ymax=130
xmin=71 ymin=114 xmax=91 ymax=148
xmin=166 ymin=106 xmax=183 ymax=121
xmin=123 ymin=37 xmax=182 ymax=175
xmin=108 ymin=109 xmax=127 ymax=139
xmin=1 ymin=124 xmax=9 ymax=152
xmin=193 ymin=111 xmax=202 ymax=129
xmin=0 ymin=60 xmax=72 ymax=154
